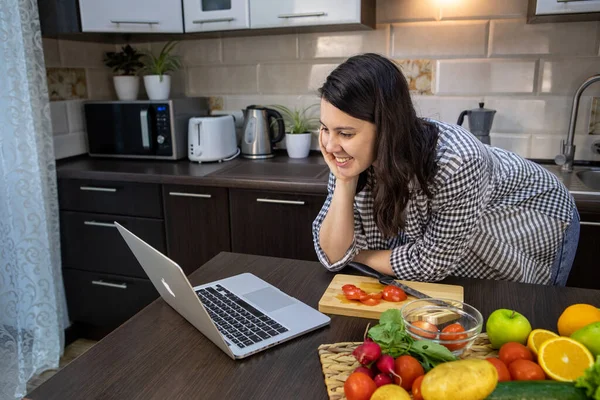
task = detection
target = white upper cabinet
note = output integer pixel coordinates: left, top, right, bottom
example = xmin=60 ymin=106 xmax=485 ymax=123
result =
xmin=249 ymin=0 xmax=366 ymax=30
xmin=183 ymin=0 xmax=249 ymax=32
xmin=535 ymin=0 xmax=600 ymax=15
xmin=79 ymin=0 xmax=184 ymax=33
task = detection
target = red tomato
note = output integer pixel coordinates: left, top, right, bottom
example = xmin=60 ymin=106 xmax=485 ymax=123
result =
xmin=508 ymin=359 xmax=546 ymax=381
xmin=411 ymin=374 xmax=425 ymax=400
xmin=344 ymin=288 xmax=367 ymax=300
xmin=344 ymin=372 xmax=377 ymax=400
xmin=485 ymin=357 xmax=511 ymax=382
xmin=441 ymin=323 xmax=468 ymax=351
xmin=359 ymin=296 xmax=381 ymax=306
xmin=382 ymin=285 xmax=407 ymax=302
xmin=342 ymin=284 xmax=357 ymax=294
xmin=498 ymin=342 xmax=533 ymax=366
xmin=369 ymin=292 xmax=383 ymax=300
xmin=394 ymin=355 xmax=425 ymax=391
xmin=409 ymin=321 xmax=439 ymax=340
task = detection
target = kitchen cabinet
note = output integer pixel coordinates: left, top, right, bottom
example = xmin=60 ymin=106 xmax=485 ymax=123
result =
xmin=163 ymin=184 xmax=231 ymax=275
xmin=528 ymin=0 xmax=600 ymax=23
xmin=38 ymin=0 xmax=81 ymax=36
xmin=229 ymin=189 xmax=325 ymax=261
xmin=566 ymin=210 xmax=600 ymax=290
xmin=183 ymin=0 xmax=250 ymax=33
xmin=79 ymin=0 xmax=184 ymax=33
xmin=250 ymin=0 xmax=375 ymax=30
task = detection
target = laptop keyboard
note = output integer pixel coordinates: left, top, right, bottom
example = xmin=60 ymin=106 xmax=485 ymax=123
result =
xmin=197 ymin=285 xmax=289 ymax=349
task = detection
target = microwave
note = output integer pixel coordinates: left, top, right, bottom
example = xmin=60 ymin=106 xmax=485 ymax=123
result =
xmin=84 ymin=98 xmax=209 ymax=160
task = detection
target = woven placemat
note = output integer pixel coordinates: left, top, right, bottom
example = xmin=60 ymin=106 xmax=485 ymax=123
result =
xmin=317 ymin=333 xmax=497 ymax=400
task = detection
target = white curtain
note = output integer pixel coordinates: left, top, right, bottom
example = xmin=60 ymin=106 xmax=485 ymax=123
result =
xmin=0 ymin=0 xmax=68 ymax=398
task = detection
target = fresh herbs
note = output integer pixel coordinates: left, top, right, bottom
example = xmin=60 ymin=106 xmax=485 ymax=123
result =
xmin=576 ymin=355 xmax=600 ymax=400
xmin=368 ymin=309 xmax=457 ymax=371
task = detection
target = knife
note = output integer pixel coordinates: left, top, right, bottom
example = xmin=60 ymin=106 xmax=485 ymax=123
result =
xmin=347 ymin=261 xmax=432 ymax=300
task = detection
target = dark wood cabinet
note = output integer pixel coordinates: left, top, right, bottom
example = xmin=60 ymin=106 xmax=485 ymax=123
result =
xmin=229 ymin=189 xmax=326 ymax=261
xmin=567 ymin=210 xmax=600 ymax=290
xmin=163 ymin=185 xmax=231 ymax=275
xmin=38 ymin=0 xmax=82 ymax=37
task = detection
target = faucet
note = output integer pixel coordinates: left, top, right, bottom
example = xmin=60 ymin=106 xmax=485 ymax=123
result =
xmin=555 ymin=74 xmax=600 ymax=172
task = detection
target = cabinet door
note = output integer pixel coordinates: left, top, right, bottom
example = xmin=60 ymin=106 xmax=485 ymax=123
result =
xmin=566 ymin=212 xmax=600 ymax=290
xmin=535 ymin=0 xmax=600 ymax=15
xmin=229 ymin=189 xmax=326 ymax=261
xmin=163 ymin=185 xmax=231 ymax=275
xmin=183 ymin=0 xmax=249 ymax=32
xmin=79 ymin=0 xmax=183 ymax=33
xmin=250 ymin=0 xmax=361 ymax=29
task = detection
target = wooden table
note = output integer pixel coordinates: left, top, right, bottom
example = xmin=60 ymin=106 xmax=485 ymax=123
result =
xmin=28 ymin=252 xmax=600 ymax=400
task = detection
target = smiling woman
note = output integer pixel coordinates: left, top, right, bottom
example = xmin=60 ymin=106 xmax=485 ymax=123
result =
xmin=312 ymin=53 xmax=579 ymax=286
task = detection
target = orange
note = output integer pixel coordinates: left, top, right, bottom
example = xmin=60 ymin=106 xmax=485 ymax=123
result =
xmin=557 ymin=304 xmax=600 ymax=337
xmin=537 ymin=337 xmax=594 ymax=382
xmin=527 ymin=329 xmax=559 ymax=356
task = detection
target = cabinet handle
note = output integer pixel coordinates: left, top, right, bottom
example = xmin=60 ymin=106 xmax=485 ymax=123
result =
xmin=256 ymin=198 xmax=305 ymax=205
xmin=92 ymin=280 xmax=128 ymax=289
xmin=110 ymin=20 xmax=159 ymax=25
xmin=278 ymin=12 xmax=326 ymax=19
xmin=192 ymin=17 xmax=235 ymax=24
xmin=84 ymin=221 xmax=117 ymax=228
xmin=580 ymin=221 xmax=600 ymax=226
xmin=169 ymin=191 xmax=212 ymax=198
xmin=80 ymin=186 xmax=117 ymax=193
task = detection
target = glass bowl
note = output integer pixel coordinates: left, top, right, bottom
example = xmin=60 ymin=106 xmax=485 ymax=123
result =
xmin=400 ymin=298 xmax=483 ymax=356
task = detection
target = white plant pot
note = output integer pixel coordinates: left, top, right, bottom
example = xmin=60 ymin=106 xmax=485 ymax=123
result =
xmin=143 ymin=75 xmax=171 ymax=100
xmin=113 ymin=76 xmax=139 ymax=101
xmin=285 ymin=133 xmax=312 ymax=158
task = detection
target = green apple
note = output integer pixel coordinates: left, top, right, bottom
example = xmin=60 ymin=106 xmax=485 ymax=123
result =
xmin=571 ymin=321 xmax=600 ymax=357
xmin=486 ymin=309 xmax=532 ymax=349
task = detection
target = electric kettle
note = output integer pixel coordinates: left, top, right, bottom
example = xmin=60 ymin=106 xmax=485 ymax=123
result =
xmin=457 ymin=102 xmax=496 ymax=145
xmin=241 ymin=105 xmax=285 ymax=159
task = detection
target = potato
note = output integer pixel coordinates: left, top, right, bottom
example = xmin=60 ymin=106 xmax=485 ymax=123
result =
xmin=421 ymin=359 xmax=498 ymax=400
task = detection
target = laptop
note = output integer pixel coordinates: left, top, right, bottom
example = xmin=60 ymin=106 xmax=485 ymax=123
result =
xmin=114 ymin=222 xmax=330 ymax=359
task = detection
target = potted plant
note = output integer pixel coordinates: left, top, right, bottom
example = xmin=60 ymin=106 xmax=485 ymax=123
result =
xmin=141 ymin=41 xmax=182 ymax=100
xmin=271 ymin=104 xmax=319 ymax=159
xmin=103 ymin=44 xmax=144 ymax=101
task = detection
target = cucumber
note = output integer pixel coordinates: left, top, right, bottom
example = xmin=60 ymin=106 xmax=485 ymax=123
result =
xmin=486 ymin=381 xmax=589 ymax=400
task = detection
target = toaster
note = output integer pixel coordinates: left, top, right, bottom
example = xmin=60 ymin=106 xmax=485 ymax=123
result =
xmin=188 ymin=115 xmax=240 ymax=163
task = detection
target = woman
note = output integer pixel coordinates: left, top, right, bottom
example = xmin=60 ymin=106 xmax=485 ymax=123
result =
xmin=312 ymin=53 xmax=578 ymax=286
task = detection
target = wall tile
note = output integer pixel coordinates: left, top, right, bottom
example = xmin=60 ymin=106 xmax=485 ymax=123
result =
xmin=178 ymin=39 xmax=221 ymax=66
xmin=574 ymin=133 xmax=600 ymax=161
xmin=299 ymin=26 xmax=388 ymax=59
xmin=59 ymin=40 xmax=116 ymax=68
xmin=530 ymin=134 xmax=562 ymax=159
xmin=50 ymin=102 xmax=69 ymax=135
xmin=490 ymin=20 xmax=598 ymax=57
xmin=47 ymin=68 xmax=88 ymax=101
xmin=223 ymin=35 xmax=297 ymax=63
xmin=168 ymin=69 xmax=187 ymax=97
xmin=53 ymin=131 xmax=88 ymax=160
xmin=392 ymin=21 xmax=487 ymax=58
xmin=490 ymin=133 xmax=531 ymax=157
xmin=440 ymin=0 xmax=527 ymax=20
xmin=86 ymin=68 xmax=115 ymax=100
xmin=66 ymin=100 xmax=85 ymax=132
xmin=542 ymin=95 xmax=593 ymax=136
xmin=540 ymin=58 xmax=600 ymax=96
xmin=222 ymin=94 xmax=320 ymax=111
xmin=436 ymin=59 xmax=536 ymax=94
xmin=412 ymin=95 xmax=481 ymax=125
xmin=42 ymin=39 xmax=60 ymax=68
xmin=376 ymin=0 xmax=439 ymax=22
xmin=483 ymin=98 xmax=545 ymax=132
xmin=188 ymin=65 xmax=258 ymax=95
xmin=395 ymin=60 xmax=433 ymax=95
xmin=258 ymin=63 xmax=338 ymax=94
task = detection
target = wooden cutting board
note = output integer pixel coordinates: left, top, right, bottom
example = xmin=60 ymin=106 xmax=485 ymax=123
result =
xmin=318 ymin=274 xmax=464 ymax=320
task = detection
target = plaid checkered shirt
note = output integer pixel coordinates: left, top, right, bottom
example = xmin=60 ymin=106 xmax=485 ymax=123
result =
xmin=312 ymin=119 xmax=575 ymax=284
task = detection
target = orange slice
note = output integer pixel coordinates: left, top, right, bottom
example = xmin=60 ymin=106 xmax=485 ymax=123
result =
xmin=527 ymin=329 xmax=559 ymax=356
xmin=538 ymin=337 xmax=594 ymax=382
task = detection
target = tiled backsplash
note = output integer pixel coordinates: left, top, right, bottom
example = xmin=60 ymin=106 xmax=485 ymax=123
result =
xmin=45 ymin=0 xmax=600 ymax=161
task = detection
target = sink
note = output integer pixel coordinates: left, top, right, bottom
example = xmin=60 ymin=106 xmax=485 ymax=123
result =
xmin=576 ymin=170 xmax=600 ymax=190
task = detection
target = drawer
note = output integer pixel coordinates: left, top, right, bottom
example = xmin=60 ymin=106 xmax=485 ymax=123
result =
xmin=250 ymin=0 xmax=361 ymax=29
xmin=58 ymin=178 xmax=163 ymax=218
xmin=61 ymin=211 xmax=166 ymax=278
xmin=63 ymin=269 xmax=158 ymax=327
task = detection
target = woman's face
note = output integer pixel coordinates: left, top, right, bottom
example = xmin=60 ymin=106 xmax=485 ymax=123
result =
xmin=319 ymin=99 xmax=377 ymax=179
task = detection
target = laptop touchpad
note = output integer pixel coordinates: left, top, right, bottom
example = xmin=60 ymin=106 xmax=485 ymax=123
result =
xmin=243 ymin=287 xmax=295 ymax=312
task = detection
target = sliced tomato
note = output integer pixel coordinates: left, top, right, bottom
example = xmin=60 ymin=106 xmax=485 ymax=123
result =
xmin=382 ymin=285 xmax=407 ymax=302
xmin=368 ymin=292 xmax=383 ymax=300
xmin=344 ymin=288 xmax=367 ymax=300
xmin=359 ymin=296 xmax=381 ymax=306
xmin=342 ymin=284 xmax=357 ymax=294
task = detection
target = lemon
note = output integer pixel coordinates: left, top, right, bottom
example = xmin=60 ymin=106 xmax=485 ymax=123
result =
xmin=571 ymin=321 xmax=600 ymax=357
xmin=370 ymin=384 xmax=411 ymax=400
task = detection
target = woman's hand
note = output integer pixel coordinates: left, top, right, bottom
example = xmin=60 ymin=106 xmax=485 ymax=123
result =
xmin=319 ymin=129 xmax=358 ymax=187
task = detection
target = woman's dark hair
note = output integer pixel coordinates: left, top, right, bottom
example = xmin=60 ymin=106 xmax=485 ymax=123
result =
xmin=319 ymin=53 xmax=438 ymax=237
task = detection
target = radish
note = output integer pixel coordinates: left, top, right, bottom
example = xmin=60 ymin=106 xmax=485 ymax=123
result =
xmin=376 ymin=354 xmax=401 ymax=380
xmin=354 ymin=366 xmax=374 ymax=378
xmin=352 ymin=341 xmax=381 ymax=365
xmin=373 ymin=373 xmax=393 ymax=387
